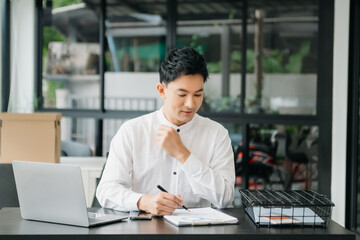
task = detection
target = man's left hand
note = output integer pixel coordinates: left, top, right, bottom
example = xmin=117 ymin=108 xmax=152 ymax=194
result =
xmin=156 ymin=125 xmax=190 ymax=164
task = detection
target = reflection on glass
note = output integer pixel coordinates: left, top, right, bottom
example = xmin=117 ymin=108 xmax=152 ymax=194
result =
xmin=218 ymin=122 xmax=242 ymax=148
xmin=107 ymin=37 xmax=165 ymax=73
xmin=104 ymin=1 xmax=166 ymax=110
xmin=177 ymin=0 xmax=243 ymax=113
xmin=42 ymin=0 xmax=100 ymax=109
xmin=235 ymin=124 xmax=318 ymax=191
xmin=219 ymin=121 xmax=242 ymax=207
xmin=103 ymin=119 xmax=129 ymax=156
xmin=60 ymin=117 xmax=96 ymax=155
xmin=245 ymin=1 xmax=319 ymax=115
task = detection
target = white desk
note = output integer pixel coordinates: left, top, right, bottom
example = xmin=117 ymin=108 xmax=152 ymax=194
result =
xmin=60 ymin=157 xmax=106 ymax=207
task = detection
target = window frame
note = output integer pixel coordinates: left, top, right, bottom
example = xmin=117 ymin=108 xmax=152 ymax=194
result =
xmin=346 ymin=0 xmax=360 ymax=232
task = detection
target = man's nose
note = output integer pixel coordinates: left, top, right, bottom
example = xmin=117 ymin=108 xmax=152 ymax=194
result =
xmin=184 ymin=96 xmax=195 ymax=109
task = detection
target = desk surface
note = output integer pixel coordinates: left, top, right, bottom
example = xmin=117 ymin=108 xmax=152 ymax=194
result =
xmin=0 ymin=207 xmax=355 ymax=240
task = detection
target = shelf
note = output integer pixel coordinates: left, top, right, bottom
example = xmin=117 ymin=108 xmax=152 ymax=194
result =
xmin=43 ymin=74 xmax=100 ymax=82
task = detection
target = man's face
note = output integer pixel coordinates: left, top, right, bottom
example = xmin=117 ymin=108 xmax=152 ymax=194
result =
xmin=157 ymin=74 xmax=204 ymax=126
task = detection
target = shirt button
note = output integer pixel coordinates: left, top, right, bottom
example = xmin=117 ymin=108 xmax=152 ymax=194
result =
xmin=177 ymin=129 xmax=180 ymax=132
xmin=173 ymin=172 xmax=177 ymax=175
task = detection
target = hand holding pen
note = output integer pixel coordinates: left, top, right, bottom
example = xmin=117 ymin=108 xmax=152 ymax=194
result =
xmin=157 ymin=184 xmax=190 ymax=212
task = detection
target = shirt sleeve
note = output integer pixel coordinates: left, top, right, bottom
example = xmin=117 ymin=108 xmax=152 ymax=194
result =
xmin=180 ymin=129 xmax=235 ymax=209
xmin=96 ymin=122 xmax=143 ymax=211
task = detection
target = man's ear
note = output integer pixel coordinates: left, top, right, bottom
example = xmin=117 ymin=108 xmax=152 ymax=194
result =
xmin=156 ymin=83 xmax=166 ymax=100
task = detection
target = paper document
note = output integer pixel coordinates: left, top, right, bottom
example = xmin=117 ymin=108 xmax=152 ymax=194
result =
xmin=252 ymin=206 xmax=324 ymax=225
xmin=164 ymin=207 xmax=238 ymax=226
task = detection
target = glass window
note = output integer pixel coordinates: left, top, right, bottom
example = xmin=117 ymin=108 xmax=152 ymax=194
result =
xmin=177 ymin=0 xmax=243 ymax=113
xmin=222 ymin=122 xmax=243 ymax=150
xmin=104 ymin=0 xmax=166 ymax=110
xmin=235 ymin=124 xmax=318 ymax=190
xmin=36 ymin=0 xmax=330 ymax=194
xmin=245 ymin=1 xmax=319 ymax=114
xmin=61 ymin=117 xmax=96 ymax=155
xmin=217 ymin=122 xmax=242 ymax=207
xmin=42 ymin=0 xmax=100 ymax=109
xmin=103 ymin=118 xmax=129 ymax=156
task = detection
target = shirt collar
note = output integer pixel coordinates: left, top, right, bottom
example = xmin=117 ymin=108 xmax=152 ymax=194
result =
xmin=157 ymin=107 xmax=196 ymax=134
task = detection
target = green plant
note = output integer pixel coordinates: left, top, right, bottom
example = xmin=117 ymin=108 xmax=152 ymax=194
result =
xmin=206 ymin=95 xmax=241 ymax=113
xmin=42 ymin=27 xmax=66 ymax=71
xmin=284 ymin=41 xmax=311 ymax=73
xmin=207 ymin=62 xmax=221 ymax=73
xmin=45 ymin=81 xmax=64 ymax=107
xmin=189 ymin=34 xmax=205 ymax=55
xmin=42 ymin=0 xmax=82 ymax=71
xmin=33 ymin=96 xmax=43 ymax=111
xmin=229 ymin=41 xmax=311 ymax=74
xmin=51 ymin=0 xmax=82 ymax=8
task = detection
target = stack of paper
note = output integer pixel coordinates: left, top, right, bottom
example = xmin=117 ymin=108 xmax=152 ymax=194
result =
xmin=164 ymin=207 xmax=238 ymax=226
xmin=252 ymin=206 xmax=324 ymax=225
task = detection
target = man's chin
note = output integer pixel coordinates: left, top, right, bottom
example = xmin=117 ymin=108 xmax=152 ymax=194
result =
xmin=178 ymin=114 xmax=194 ymax=125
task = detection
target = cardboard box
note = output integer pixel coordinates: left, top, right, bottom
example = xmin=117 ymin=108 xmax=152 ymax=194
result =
xmin=0 ymin=113 xmax=62 ymax=163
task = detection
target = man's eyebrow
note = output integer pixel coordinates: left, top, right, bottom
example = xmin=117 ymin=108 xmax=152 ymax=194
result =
xmin=177 ymin=88 xmax=204 ymax=93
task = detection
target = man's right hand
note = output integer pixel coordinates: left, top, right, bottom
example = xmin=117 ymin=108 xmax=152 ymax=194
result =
xmin=137 ymin=192 xmax=184 ymax=216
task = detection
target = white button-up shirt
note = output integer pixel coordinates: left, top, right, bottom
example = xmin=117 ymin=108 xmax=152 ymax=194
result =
xmin=96 ymin=109 xmax=235 ymax=211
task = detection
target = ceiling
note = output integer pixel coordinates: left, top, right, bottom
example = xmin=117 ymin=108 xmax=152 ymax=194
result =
xmin=48 ymin=0 xmax=318 ymax=42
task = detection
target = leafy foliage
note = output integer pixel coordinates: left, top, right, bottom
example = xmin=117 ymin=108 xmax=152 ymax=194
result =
xmin=208 ymin=41 xmax=311 ymax=74
xmin=51 ymin=0 xmax=82 ymax=9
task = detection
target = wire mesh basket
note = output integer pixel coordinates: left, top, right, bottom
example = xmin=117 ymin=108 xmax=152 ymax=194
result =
xmin=239 ymin=189 xmax=335 ymax=227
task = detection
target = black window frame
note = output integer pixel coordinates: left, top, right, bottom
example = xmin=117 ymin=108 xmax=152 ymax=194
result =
xmin=346 ymin=0 xmax=360 ymax=232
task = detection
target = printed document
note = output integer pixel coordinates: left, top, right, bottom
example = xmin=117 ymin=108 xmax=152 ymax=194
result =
xmin=164 ymin=207 xmax=238 ymax=226
xmin=252 ymin=206 xmax=324 ymax=225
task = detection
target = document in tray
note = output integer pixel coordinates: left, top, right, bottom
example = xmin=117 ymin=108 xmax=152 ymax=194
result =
xmin=164 ymin=207 xmax=238 ymax=226
xmin=252 ymin=206 xmax=324 ymax=225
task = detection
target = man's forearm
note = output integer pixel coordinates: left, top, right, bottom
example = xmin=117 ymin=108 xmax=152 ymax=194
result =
xmin=181 ymin=154 xmax=235 ymax=208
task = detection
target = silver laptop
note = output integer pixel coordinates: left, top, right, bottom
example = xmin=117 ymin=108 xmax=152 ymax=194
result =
xmin=12 ymin=160 xmax=127 ymax=227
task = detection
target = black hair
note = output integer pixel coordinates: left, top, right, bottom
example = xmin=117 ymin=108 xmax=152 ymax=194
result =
xmin=159 ymin=46 xmax=209 ymax=84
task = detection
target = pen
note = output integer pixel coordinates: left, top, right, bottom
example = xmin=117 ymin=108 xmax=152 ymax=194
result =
xmin=156 ymin=184 xmax=190 ymax=212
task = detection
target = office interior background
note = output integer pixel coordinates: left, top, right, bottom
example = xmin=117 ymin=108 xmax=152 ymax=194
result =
xmin=0 ymin=0 xmax=359 ymax=234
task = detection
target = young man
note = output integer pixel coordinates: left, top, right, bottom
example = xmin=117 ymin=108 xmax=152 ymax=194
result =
xmin=96 ymin=47 xmax=235 ymax=216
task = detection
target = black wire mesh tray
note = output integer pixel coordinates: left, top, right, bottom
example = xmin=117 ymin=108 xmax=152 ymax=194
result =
xmin=239 ymin=189 xmax=334 ymax=227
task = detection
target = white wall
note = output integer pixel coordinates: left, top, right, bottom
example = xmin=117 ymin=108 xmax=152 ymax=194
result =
xmin=104 ymin=72 xmax=162 ymax=109
xmin=7 ymin=0 xmax=35 ymax=113
xmin=331 ymin=0 xmax=350 ymax=227
xmin=102 ymin=72 xmax=316 ymax=114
